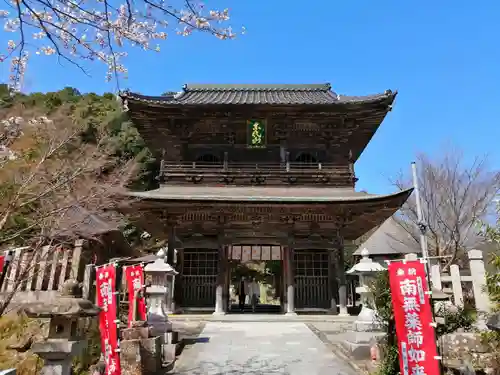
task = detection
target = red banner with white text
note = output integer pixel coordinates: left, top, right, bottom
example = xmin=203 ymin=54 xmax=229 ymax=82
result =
xmin=125 ymin=264 xmax=147 ymax=327
xmin=95 ymin=263 xmax=121 ymax=375
xmin=388 ymin=260 xmax=439 ymax=375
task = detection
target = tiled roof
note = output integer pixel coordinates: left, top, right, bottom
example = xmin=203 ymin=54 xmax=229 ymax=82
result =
xmin=121 ymin=83 xmax=396 ymax=106
xmin=52 ymin=205 xmax=120 ymax=238
xmin=353 ymin=216 xmax=420 ymax=256
xmin=127 ymin=186 xmax=413 ymax=203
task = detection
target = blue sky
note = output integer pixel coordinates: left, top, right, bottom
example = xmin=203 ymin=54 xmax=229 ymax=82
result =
xmin=1 ymin=0 xmax=499 ymax=194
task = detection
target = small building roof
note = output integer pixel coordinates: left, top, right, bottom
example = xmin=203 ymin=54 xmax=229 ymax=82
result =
xmin=120 ymin=83 xmax=396 ymax=106
xmin=53 ymin=205 xmax=120 ymax=238
xmin=353 ymin=216 xmax=420 ymax=256
xmin=126 ymin=186 xmax=412 ymax=203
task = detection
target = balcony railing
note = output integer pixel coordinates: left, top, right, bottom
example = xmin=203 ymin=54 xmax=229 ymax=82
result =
xmin=159 ymin=161 xmax=357 ymax=186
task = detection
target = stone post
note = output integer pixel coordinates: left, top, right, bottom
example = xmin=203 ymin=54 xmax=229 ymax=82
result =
xmin=22 ymin=280 xmax=99 ymax=375
xmin=449 ymin=264 xmax=464 ymax=307
xmin=430 ymin=264 xmax=442 ymax=291
xmin=468 ymin=249 xmax=491 ymax=315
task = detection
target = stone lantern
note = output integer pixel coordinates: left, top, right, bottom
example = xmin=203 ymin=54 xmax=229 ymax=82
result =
xmin=22 ymin=279 xmax=100 ymax=375
xmin=346 ymin=248 xmax=385 ymax=332
xmin=144 ymin=249 xmax=179 ymax=364
xmin=144 ymin=249 xmax=178 ymax=321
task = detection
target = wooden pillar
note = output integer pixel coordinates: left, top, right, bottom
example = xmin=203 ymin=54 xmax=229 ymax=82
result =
xmin=214 ymin=240 xmax=227 ymax=315
xmin=167 ymin=224 xmax=177 ymax=312
xmin=224 ymin=246 xmax=231 ymax=312
xmin=328 ymin=249 xmax=338 ymax=314
xmin=336 ymin=234 xmax=348 ymax=316
xmin=285 ymin=239 xmax=296 ymax=316
xmin=173 ymin=248 xmax=184 ymax=313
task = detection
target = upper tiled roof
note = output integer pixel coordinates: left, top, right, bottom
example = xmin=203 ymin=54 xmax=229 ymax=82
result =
xmin=121 ymin=83 xmax=396 ymax=106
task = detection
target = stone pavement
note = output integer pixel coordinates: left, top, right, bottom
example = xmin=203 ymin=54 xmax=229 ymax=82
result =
xmin=172 ymin=321 xmax=360 ymax=375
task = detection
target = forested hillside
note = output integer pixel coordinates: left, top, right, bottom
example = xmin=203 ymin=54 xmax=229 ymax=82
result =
xmin=0 ymin=85 xmax=158 ymax=250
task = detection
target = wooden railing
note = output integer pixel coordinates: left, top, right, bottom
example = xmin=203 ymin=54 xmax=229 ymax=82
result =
xmin=0 ymin=240 xmax=84 ymax=305
xmin=159 ymin=161 xmax=356 ymax=186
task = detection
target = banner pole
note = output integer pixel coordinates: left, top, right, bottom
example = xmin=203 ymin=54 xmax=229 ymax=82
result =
xmin=411 ymin=161 xmax=444 ymax=375
xmin=411 ymin=162 xmax=430 ymax=268
xmin=114 ymin=262 xmax=122 ymax=356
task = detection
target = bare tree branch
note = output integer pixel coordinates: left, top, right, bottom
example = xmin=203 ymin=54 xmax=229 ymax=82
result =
xmin=392 ymin=149 xmax=500 ymax=270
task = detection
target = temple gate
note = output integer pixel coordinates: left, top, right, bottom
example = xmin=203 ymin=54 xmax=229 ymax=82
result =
xmin=119 ymin=83 xmax=413 ymax=315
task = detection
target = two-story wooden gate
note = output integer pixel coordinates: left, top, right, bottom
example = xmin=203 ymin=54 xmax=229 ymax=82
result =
xmin=294 ymin=249 xmax=330 ymax=309
xmin=181 ymin=248 xmax=219 ymax=308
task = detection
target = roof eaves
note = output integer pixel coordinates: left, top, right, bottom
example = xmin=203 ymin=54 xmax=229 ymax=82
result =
xmin=125 ymin=187 xmax=413 ymax=204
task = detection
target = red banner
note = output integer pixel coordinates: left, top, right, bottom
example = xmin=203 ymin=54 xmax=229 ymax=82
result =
xmin=388 ymin=260 xmax=440 ymax=375
xmin=124 ymin=264 xmax=147 ymax=327
xmin=95 ymin=264 xmax=121 ymax=375
xmin=0 ymin=255 xmax=5 ymax=274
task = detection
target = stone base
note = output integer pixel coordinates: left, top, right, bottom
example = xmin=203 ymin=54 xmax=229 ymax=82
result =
xmin=148 ymin=320 xmax=173 ymax=337
xmin=212 ymin=311 xmax=226 ymax=316
xmin=340 ymin=332 xmax=385 ymax=361
xmin=285 ymin=311 xmax=297 ymax=316
xmin=162 ymin=342 xmax=181 ymax=363
xmin=121 ymin=326 xmax=151 ymax=340
xmin=162 ymin=360 xmax=175 ymax=373
xmin=353 ymin=320 xmax=383 ymax=332
xmin=338 ymin=307 xmax=349 ymax=317
xmin=120 ymin=336 xmax=162 ymax=375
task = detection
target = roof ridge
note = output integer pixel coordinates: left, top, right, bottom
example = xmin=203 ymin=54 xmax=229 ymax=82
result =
xmin=182 ymin=83 xmax=332 ymax=92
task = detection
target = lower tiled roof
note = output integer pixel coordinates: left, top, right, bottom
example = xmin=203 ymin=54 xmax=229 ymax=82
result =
xmin=121 ymin=83 xmax=396 ymax=106
xmin=127 ymin=186 xmax=412 ymax=203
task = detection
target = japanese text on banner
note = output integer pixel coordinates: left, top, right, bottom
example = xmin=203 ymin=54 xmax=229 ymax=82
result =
xmin=95 ymin=264 xmax=121 ymax=375
xmin=125 ymin=264 xmax=147 ymax=327
xmin=388 ymin=260 xmax=440 ymax=375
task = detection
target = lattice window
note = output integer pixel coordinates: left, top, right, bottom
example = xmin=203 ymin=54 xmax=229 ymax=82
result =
xmin=182 ymin=249 xmax=219 ymax=276
xmin=294 ymin=250 xmax=328 ymax=277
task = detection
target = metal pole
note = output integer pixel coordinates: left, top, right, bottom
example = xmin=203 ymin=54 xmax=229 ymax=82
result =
xmin=411 ymin=161 xmax=444 ymax=375
xmin=411 ymin=162 xmax=430 ymax=264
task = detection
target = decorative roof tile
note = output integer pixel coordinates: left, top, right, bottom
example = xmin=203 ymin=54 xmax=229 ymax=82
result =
xmin=121 ymin=83 xmax=396 ymax=106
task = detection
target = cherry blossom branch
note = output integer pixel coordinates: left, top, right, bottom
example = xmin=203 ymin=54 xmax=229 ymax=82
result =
xmin=0 ymin=0 xmax=239 ymax=90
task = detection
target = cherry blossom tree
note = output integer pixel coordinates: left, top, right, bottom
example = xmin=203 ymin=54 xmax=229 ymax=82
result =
xmin=0 ymin=0 xmax=238 ymax=90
